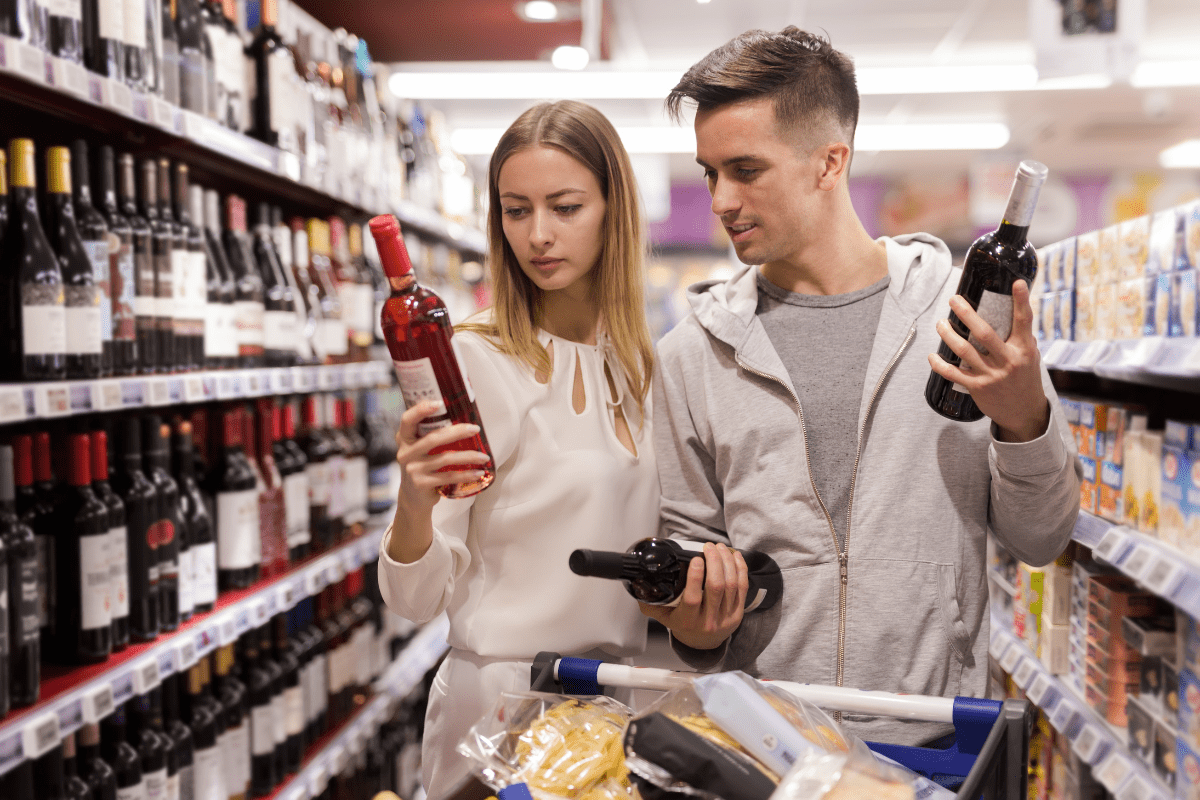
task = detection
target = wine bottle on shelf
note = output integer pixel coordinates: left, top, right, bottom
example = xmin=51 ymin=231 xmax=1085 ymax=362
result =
xmin=0 ymin=515 xmax=7 ymax=719
xmin=370 ymin=214 xmax=495 ymax=498
xmin=31 ymin=431 xmax=60 ymax=648
xmin=163 ymin=661 xmax=194 ymax=800
xmin=247 ymin=0 xmax=292 ymax=149
xmin=277 ymin=403 xmax=309 ymax=562
xmin=140 ymin=159 xmax=175 ymax=373
xmin=241 ymin=629 xmax=276 ymax=798
xmin=0 ymin=150 xmax=8 ymax=236
xmin=77 ymin=722 xmax=118 ymax=800
xmin=101 ymin=702 xmax=145 ymax=800
xmin=236 ymin=409 xmax=272 ymax=581
xmin=208 ymin=407 xmax=259 ymax=590
xmin=173 ymin=420 xmax=216 ymax=614
xmin=341 ymin=398 xmax=369 ymax=532
xmin=321 ymin=396 xmax=346 ymax=546
xmin=157 ymin=158 xmax=189 ymax=373
xmin=63 ymin=732 xmax=93 ymax=800
xmin=214 ymin=642 xmax=250 ymax=800
xmin=71 ymin=140 xmax=114 ymax=377
xmin=288 ymin=220 xmax=322 ymax=366
xmin=144 ymin=416 xmax=183 ymax=630
xmin=172 ymin=162 xmax=205 ymax=371
xmin=174 ymin=0 xmax=205 ymax=113
xmin=251 ymin=402 xmax=286 ymax=578
xmin=111 ymin=416 xmax=160 ymax=642
xmin=257 ymin=623 xmax=286 ymax=788
xmin=363 ymin=390 xmax=399 ymax=517
xmin=122 ymin=0 xmax=147 ymax=92
xmin=347 ymin=221 xmax=378 ymax=350
xmin=306 ymin=220 xmax=346 ymax=365
xmin=299 ymin=396 xmax=333 ymax=553
xmin=45 ymin=145 xmax=104 ymax=380
xmin=570 ymin=538 xmax=784 ymax=612
xmin=7 ymin=438 xmax=41 ymax=707
xmin=186 ymin=656 xmax=223 ymax=800
xmin=98 ymin=146 xmax=137 ymax=376
xmin=329 ymin=217 xmax=369 ymax=362
xmin=129 ymin=684 xmax=170 ymax=800
xmin=159 ymin=0 xmax=180 ymax=104
xmin=48 ymin=0 xmax=84 ymax=62
xmin=202 ymin=188 xmax=237 ymax=369
xmin=273 ymin=611 xmax=302 ymax=776
xmin=119 ymin=153 xmax=157 ymax=375
xmin=91 ymin=429 xmax=131 ymax=651
xmin=253 ymin=202 xmax=296 ymax=367
xmin=225 ymin=196 xmax=264 ymax=368
xmin=925 ymin=160 xmax=1049 ymax=422
xmin=31 ymin=726 xmax=67 ymax=800
xmin=300 ymin=595 xmax=326 ymax=741
xmin=2 ymin=139 xmax=67 ymax=382
xmin=84 ymin=0 xmax=124 ymax=80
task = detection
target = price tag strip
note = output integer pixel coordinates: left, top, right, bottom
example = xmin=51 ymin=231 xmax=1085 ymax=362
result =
xmin=1093 ymin=527 xmax=1132 ymax=566
xmin=1012 ymin=658 xmax=1036 ymax=689
xmin=1050 ymin=701 xmax=1079 ymax=736
xmin=1122 ymin=545 xmax=1154 ymax=581
xmin=1140 ymin=552 xmax=1185 ymax=597
xmin=1071 ymin=724 xmax=1110 ymax=764
xmin=999 ymin=646 xmax=1023 ymax=673
xmin=1115 ymin=773 xmax=1154 ymax=800
xmin=82 ymin=683 xmax=116 ymax=724
xmin=0 ymin=386 xmax=26 ymax=423
xmin=1094 ymin=752 xmax=1134 ymax=794
xmin=23 ymin=712 xmax=61 ymax=760
xmin=1076 ymin=340 xmax=1112 ymax=370
xmin=1025 ymin=673 xmax=1056 ymax=708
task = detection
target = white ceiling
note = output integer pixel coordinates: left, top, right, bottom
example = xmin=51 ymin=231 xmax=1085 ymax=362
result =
xmin=402 ymin=0 xmax=1200 ymax=181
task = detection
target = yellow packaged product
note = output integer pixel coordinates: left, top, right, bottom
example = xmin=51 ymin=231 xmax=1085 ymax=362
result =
xmin=1099 ymin=225 xmax=1120 ymax=285
xmin=1076 ymin=231 xmax=1100 ymax=287
xmin=1095 ymin=283 xmax=1117 ymax=341
xmin=1120 ymin=216 xmax=1150 ymax=280
xmin=1074 ymin=286 xmax=1096 ymax=343
xmin=1116 ymin=278 xmax=1145 ymax=340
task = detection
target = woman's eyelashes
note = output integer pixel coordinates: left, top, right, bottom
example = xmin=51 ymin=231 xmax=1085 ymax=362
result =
xmin=502 ymin=204 xmax=584 ymax=220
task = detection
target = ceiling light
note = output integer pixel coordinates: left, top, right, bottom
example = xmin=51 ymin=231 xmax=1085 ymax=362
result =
xmin=451 ymin=127 xmax=695 ymax=155
xmin=521 ymin=1 xmax=559 ymax=21
xmin=1131 ymin=60 xmax=1200 ymax=88
xmin=551 ymin=45 xmax=589 ymax=71
xmin=1160 ymin=139 xmax=1200 ymax=169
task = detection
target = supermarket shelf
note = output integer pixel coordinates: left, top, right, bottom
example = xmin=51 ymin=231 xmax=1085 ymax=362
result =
xmin=989 ymin=618 xmax=1171 ymax=800
xmin=0 ymin=36 xmax=486 ymax=256
xmin=273 ymin=615 xmax=450 ymax=800
xmin=988 ymin=568 xmax=1018 ymax=597
xmin=0 ymin=525 xmax=388 ymax=777
xmin=1040 ymin=336 xmax=1200 ymax=391
xmin=1070 ymin=510 xmax=1200 ymax=620
xmin=0 ymin=361 xmax=393 ymax=425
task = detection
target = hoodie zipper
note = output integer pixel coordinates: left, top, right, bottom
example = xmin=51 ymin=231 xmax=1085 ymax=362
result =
xmin=734 ymin=322 xmax=916 ymax=709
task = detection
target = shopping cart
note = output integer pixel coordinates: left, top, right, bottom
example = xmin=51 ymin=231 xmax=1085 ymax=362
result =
xmin=529 ymin=652 xmax=1031 ymax=800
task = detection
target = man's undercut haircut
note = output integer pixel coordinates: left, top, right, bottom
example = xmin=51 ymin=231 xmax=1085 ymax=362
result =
xmin=667 ymin=26 xmax=859 ymax=150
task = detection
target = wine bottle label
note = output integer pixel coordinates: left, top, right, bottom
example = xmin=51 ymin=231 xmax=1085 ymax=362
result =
xmin=84 ymin=240 xmax=114 ymax=342
xmin=21 ymin=289 xmax=68 ymax=356
xmin=284 ymin=685 xmax=303 ymax=736
xmin=192 ymin=541 xmax=217 ymax=605
xmin=178 ymin=545 xmax=194 ymax=616
xmin=222 ymin=724 xmax=249 ymax=792
xmin=98 ymin=0 xmax=124 ymax=41
xmin=35 ymin=535 xmax=52 ymax=627
xmin=113 ymin=236 xmax=137 ymax=341
xmin=188 ymin=252 xmax=207 ymax=321
xmin=310 ymin=653 xmax=327 ymax=715
xmin=271 ymin=692 xmax=285 ymax=744
xmin=45 ymin=0 xmax=82 ymax=20
xmin=192 ymin=745 xmax=225 ymax=800
xmin=145 ymin=767 xmax=168 ymax=800
xmin=368 ymin=464 xmax=396 ymax=513
xmin=347 ymin=457 xmax=369 ymax=522
xmin=221 ymin=303 xmax=240 ymax=357
xmin=180 ymin=48 xmax=207 ymax=114
xmin=203 ymin=302 xmax=222 ymax=358
xmin=952 ymin=289 xmax=1014 ymax=394
xmin=110 ymin=525 xmax=130 ymax=617
xmin=81 ymin=534 xmax=113 ymax=631
xmin=165 ymin=773 xmax=180 ymax=800
xmin=121 ymin=0 xmax=146 ymax=48
xmin=251 ymin=704 xmax=274 ymax=756
xmin=283 ymin=471 xmax=310 ymax=541
xmin=394 ymin=357 xmax=447 ymax=416
xmin=217 ymin=28 xmax=244 ymax=99
xmin=19 ymin=555 xmax=39 ymax=644
xmin=162 ymin=39 xmax=181 ymax=106
xmin=268 ymin=50 xmax=292 ymax=134
xmin=177 ymin=764 xmax=194 ymax=800
xmin=327 ymin=455 xmax=346 ymax=518
xmin=234 ymin=300 xmax=265 ymax=350
xmin=65 ymin=289 xmax=105 ymax=355
xmin=216 ymin=489 xmax=259 ymax=570
xmin=263 ymin=309 xmax=295 ymax=350
xmin=306 ymin=462 xmax=329 ymax=506
xmin=117 ymin=782 xmax=148 ymax=800
xmin=170 ymin=250 xmax=188 ymax=320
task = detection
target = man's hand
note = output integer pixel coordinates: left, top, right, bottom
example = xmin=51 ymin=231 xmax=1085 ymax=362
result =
xmin=639 ymin=543 xmax=748 ymax=652
xmin=928 ymin=279 xmax=1050 ymax=443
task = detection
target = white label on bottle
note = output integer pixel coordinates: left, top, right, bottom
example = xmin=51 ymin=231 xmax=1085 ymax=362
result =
xmin=145 ymin=768 xmax=167 ymax=800
xmin=234 ymin=299 xmax=265 ymax=347
xmin=66 ymin=303 xmax=104 ymax=356
xmin=218 ymin=29 xmax=244 ymax=97
xmin=251 ymin=704 xmax=274 ymax=756
xmin=99 ymin=0 xmax=124 ymax=41
xmin=284 ymin=685 xmax=303 ymax=736
xmin=263 ymin=309 xmax=294 ymax=350
xmin=222 ymin=304 xmax=240 ymax=357
xmin=283 ymin=471 xmax=309 ymax=542
xmin=165 ymin=773 xmax=179 ymax=800
xmin=271 ymin=692 xmax=286 ymax=744
xmin=170 ymin=250 xmax=187 ymax=317
xmin=953 ymin=289 xmax=1014 ymax=393
xmin=118 ymin=783 xmax=147 ymax=800
xmin=348 ymin=457 xmax=369 ymax=522
xmin=46 ymin=0 xmax=82 ymax=19
xmin=316 ymin=318 xmax=346 ymax=356
xmin=188 ymin=252 xmax=207 ymax=316
xmin=327 ymin=454 xmax=346 ymax=518
xmin=203 ymin=302 xmax=223 ymax=358
xmin=85 ymin=240 xmax=114 ymax=341
xmin=109 ymin=525 xmax=130 ymax=617
xmin=267 ymin=51 xmax=292 ymax=135
xmin=222 ymin=725 xmax=247 ymax=793
xmin=23 ymin=299 xmax=68 ymax=356
xmin=216 ymin=489 xmax=259 ymax=570
xmin=395 ymin=357 xmax=446 ymax=415
xmin=133 ymin=295 xmax=156 ymax=317
xmin=192 ymin=745 xmax=224 ymax=800
xmin=307 ymin=462 xmax=329 ymax=506
xmin=122 ymin=0 xmax=146 ymax=48
xmin=81 ymin=534 xmax=112 ymax=631
xmin=177 ymin=545 xmax=194 ymax=616
xmin=192 ymin=542 xmax=216 ymax=606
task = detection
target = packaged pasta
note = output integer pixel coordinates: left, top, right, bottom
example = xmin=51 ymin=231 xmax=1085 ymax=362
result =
xmin=459 ymin=693 xmax=636 ymax=800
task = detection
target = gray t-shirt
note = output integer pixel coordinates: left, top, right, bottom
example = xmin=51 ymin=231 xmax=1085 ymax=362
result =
xmin=756 ymin=272 xmax=890 ymax=550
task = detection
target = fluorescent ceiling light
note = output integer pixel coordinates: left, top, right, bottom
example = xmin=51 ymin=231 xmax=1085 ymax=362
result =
xmin=1131 ymin=60 xmax=1200 ymax=87
xmin=551 ymin=45 xmax=589 ymax=70
xmin=858 ymin=65 xmax=1039 ymax=94
xmin=1160 ymin=139 xmax=1200 ymax=169
xmin=450 ymin=123 xmax=1008 ymax=156
xmin=521 ymin=1 xmax=559 ymax=21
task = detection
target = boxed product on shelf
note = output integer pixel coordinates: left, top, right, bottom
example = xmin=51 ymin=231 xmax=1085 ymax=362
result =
xmin=1079 ymin=455 xmax=1099 ymax=513
xmin=1149 ymin=207 xmax=1181 ymax=274
xmin=1166 ymin=659 xmax=1181 ymax=718
xmin=1087 ymin=572 xmax=1156 ymax=614
xmin=1172 ymin=268 xmax=1199 ymax=337
xmin=1058 ymin=288 xmax=1077 ymax=341
xmin=1042 ymin=561 xmax=1073 ymax=626
xmin=1100 ymin=225 xmax=1121 ymax=285
xmin=1077 ymin=230 xmax=1101 ymax=287
xmin=1187 ymin=200 xmax=1200 ymax=270
xmin=1156 ymin=718 xmax=1180 ymax=791
xmin=1079 ymin=401 xmax=1101 ymax=456
xmin=1180 ymin=668 xmax=1200 ymax=751
xmin=1116 ymin=277 xmax=1145 ymax=339
xmin=1084 ymin=674 xmax=1134 ymax=725
xmin=1074 ymin=285 xmax=1095 ymax=342
xmin=1160 ymin=431 xmax=1199 ymax=552
xmin=1146 ymin=272 xmax=1172 ymax=336
xmin=1182 ymin=609 xmax=1200 ymax=672
xmin=1179 ymin=736 xmax=1200 ymax=800
xmin=1039 ymin=622 xmax=1070 ymax=674
xmin=1141 ymin=655 xmax=1166 ymax=709
xmin=1096 ymin=282 xmax=1118 ymax=341
xmin=1120 ymin=215 xmax=1151 ymax=280
xmin=1125 ymin=429 xmax=1165 ymax=534
xmin=1098 ymin=459 xmax=1124 ymax=521
xmin=1127 ymin=693 xmax=1156 ymax=765
xmin=1040 ymin=292 xmax=1056 ymax=341
xmin=1062 ymin=236 xmax=1077 ymax=291
xmin=1123 ymin=615 xmax=1179 ymax=658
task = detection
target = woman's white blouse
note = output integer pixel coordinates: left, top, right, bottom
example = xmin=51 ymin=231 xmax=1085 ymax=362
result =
xmin=377 ymin=328 xmax=657 ymax=659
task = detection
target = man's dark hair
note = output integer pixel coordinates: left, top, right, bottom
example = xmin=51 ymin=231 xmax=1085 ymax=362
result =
xmin=666 ymin=27 xmax=859 ymax=149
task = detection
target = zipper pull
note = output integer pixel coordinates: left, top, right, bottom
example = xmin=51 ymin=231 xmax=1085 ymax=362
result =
xmin=839 ymin=552 xmax=848 ymax=584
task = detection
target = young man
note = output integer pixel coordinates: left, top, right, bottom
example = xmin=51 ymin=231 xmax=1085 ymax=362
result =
xmin=646 ymin=27 xmax=1082 ymax=745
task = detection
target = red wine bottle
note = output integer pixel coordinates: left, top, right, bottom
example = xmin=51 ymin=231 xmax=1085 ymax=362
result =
xmin=186 ymin=658 xmax=221 ymax=800
xmin=0 ymin=509 xmax=7 ymax=719
xmin=158 ymin=158 xmax=189 ymax=373
xmin=369 ymin=214 xmax=494 ymax=498
xmin=201 ymin=188 xmax=237 ymax=370
xmin=143 ymin=416 xmax=182 ymax=631
xmin=299 ymin=397 xmax=333 ymax=554
xmin=63 ymin=732 xmax=93 ymax=800
xmin=272 ymin=612 xmax=302 ymax=775
xmin=129 ymin=685 xmax=170 ymax=800
xmin=31 ymin=431 xmax=59 ymax=649
xmin=274 ymin=403 xmax=309 ymax=563
xmin=252 ymin=402 xmax=287 ymax=578
xmin=100 ymin=702 xmax=144 ymax=800
xmin=111 ymin=416 xmax=160 ymax=642
xmin=173 ymin=162 xmax=206 ymax=372
xmin=162 ymin=662 xmax=194 ymax=800
xmin=8 ymin=437 xmax=42 ymax=707
xmin=243 ymin=629 xmax=277 ymax=797
xmin=213 ymin=643 xmax=250 ymax=800
xmin=118 ymin=153 xmax=158 ymax=375
xmin=83 ymin=0 xmax=124 ymax=80
xmin=208 ymin=407 xmax=260 ymax=590
xmin=925 ymin=160 xmax=1048 ymax=422
xmin=140 ymin=159 xmax=175 ymax=374
xmin=570 ymin=538 xmax=783 ymax=612
xmin=253 ymin=202 xmax=296 ymax=367
xmin=71 ymin=140 xmax=114 ymax=378
xmin=225 ymin=196 xmax=264 ymax=367
xmin=257 ymin=623 xmax=286 ymax=787
xmin=91 ymin=430 xmax=130 ymax=651
xmin=322 ymin=396 xmax=346 ymax=546
xmin=340 ymin=399 xmax=369 ymax=533
xmin=173 ymin=421 xmax=216 ymax=614
xmin=98 ymin=146 xmax=137 ymax=376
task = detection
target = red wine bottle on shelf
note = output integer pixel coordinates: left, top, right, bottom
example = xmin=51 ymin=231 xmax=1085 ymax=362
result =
xmin=208 ymin=407 xmax=260 ymax=590
xmin=247 ymin=0 xmax=288 ymax=148
xmin=322 ymin=396 xmax=346 ymax=546
xmin=8 ymin=437 xmax=41 ymax=707
xmin=162 ymin=661 xmax=194 ymax=800
xmin=129 ymin=685 xmax=170 ymax=800
xmin=2 ymin=139 xmax=67 ymax=382
xmin=63 ymin=732 xmax=92 ymax=800
xmin=369 ymin=214 xmax=494 ymax=498
xmin=159 ymin=0 xmax=180 ymax=104
xmin=225 ymin=196 xmax=265 ymax=368
xmin=258 ymin=622 xmax=286 ymax=787
xmin=71 ymin=140 xmax=115 ymax=378
xmin=274 ymin=403 xmax=309 ymax=563
xmin=925 ymin=160 xmax=1048 ymax=422
xmin=340 ymin=398 xmax=369 ymax=532
xmin=186 ymin=658 xmax=222 ymax=800
xmin=251 ymin=402 xmax=287 ymax=579
xmin=0 ymin=509 xmax=6 ymax=718
xmin=101 ymin=702 xmax=144 ymax=800
xmin=98 ymin=146 xmax=138 ymax=377
xmin=157 ymin=158 xmax=189 ymax=373
xmin=119 ymin=153 xmax=158 ymax=375
xmin=47 ymin=0 xmax=83 ymax=62
xmin=570 ymin=538 xmax=784 ymax=613
xmin=173 ymin=421 xmax=216 ymax=614
xmin=214 ymin=642 xmax=250 ymax=800
xmin=243 ymin=628 xmax=277 ymax=797
xmin=46 ymin=146 xmax=104 ymax=380
xmin=31 ymin=431 xmax=59 ymax=648
xmin=91 ymin=429 xmax=130 ymax=651
xmin=122 ymin=0 xmax=148 ymax=92
xmin=174 ymin=163 xmax=206 ymax=371
xmin=77 ymin=722 xmax=118 ymax=800
xmin=253 ymin=201 xmax=296 ymax=367
xmin=306 ymin=220 xmax=346 ymax=365
xmin=144 ymin=415 xmax=182 ymax=631
xmin=202 ymin=188 xmax=237 ymax=370
xmin=140 ymin=159 xmax=175 ymax=374
xmin=111 ymin=416 xmax=160 ymax=642
xmin=84 ymin=0 xmax=125 ymax=80
xmin=299 ymin=396 xmax=333 ymax=554
xmin=273 ymin=612 xmax=302 ymax=776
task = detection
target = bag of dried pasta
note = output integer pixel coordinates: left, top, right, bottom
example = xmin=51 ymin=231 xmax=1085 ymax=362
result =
xmin=458 ymin=692 xmax=637 ymax=800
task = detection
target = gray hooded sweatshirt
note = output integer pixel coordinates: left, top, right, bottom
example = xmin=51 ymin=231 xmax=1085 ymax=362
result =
xmin=652 ymin=233 xmax=1082 ymax=745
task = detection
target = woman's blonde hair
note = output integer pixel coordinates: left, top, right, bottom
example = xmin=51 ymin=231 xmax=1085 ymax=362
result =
xmin=459 ymin=100 xmax=653 ymax=412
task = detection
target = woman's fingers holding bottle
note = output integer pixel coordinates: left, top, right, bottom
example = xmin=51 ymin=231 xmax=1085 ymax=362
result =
xmin=704 ymin=545 xmax=747 ymax=628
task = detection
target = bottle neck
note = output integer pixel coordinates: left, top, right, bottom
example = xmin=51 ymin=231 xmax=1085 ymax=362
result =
xmin=389 ymin=272 xmax=415 ymax=294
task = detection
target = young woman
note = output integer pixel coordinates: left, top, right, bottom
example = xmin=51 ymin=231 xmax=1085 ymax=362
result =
xmin=376 ymin=100 xmax=658 ymax=798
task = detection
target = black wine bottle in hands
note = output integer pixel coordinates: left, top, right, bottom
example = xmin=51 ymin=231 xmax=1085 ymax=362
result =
xmin=570 ymin=539 xmax=783 ymax=613
xmin=925 ymin=160 xmax=1048 ymax=422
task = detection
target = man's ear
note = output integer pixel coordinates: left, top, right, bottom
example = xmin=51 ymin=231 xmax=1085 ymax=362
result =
xmin=817 ymin=142 xmax=851 ymax=191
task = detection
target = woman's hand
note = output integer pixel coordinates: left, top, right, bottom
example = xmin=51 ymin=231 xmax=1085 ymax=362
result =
xmin=638 ymin=543 xmax=748 ymax=652
xmin=388 ymin=400 xmax=491 ymax=564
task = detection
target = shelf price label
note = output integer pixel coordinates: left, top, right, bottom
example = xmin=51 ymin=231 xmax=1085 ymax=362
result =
xmin=0 ymin=387 xmax=26 ymax=423
xmin=244 ymin=371 xmax=263 ymax=396
xmin=1012 ymin=658 xmax=1037 ymax=689
xmin=1115 ymin=774 xmax=1153 ymax=800
xmin=1094 ymin=753 xmax=1133 ymax=794
xmin=23 ymin=713 xmax=61 ymax=760
xmin=1142 ymin=555 xmax=1185 ymax=597
xmin=989 ymin=633 xmax=1011 ymax=661
xmin=35 ymin=384 xmax=71 ymax=417
xmin=195 ymin=623 xmax=220 ymax=656
xmin=132 ymin=657 xmax=161 ymax=694
xmin=184 ymin=375 xmax=209 ymax=403
xmin=0 ymin=730 xmax=23 ymax=778
xmin=111 ymin=671 xmax=136 ymax=706
xmin=253 ymin=597 xmax=270 ymax=625
xmin=217 ymin=613 xmax=239 ymax=647
xmin=305 ymin=565 xmax=326 ymax=595
xmin=101 ymin=77 xmax=134 ymax=115
xmin=1077 ymin=340 xmax=1111 ymax=369
xmin=317 ymin=366 xmax=339 ymax=391
xmin=157 ymin=646 xmax=177 ymax=679
xmin=1026 ymin=673 xmax=1055 ymax=707
xmin=999 ymin=645 xmax=1023 ymax=673
xmin=307 ymin=764 xmax=330 ymax=796
xmin=82 ymin=683 xmax=116 ymax=723
xmin=1179 ymin=339 xmax=1200 ymax=376
xmin=293 ymin=367 xmax=316 ymax=392
xmin=56 ymin=698 xmax=85 ymax=736
xmin=269 ymin=369 xmax=291 ymax=394
xmin=1071 ymin=725 xmax=1109 ymax=764
xmin=93 ymin=379 xmax=126 ymax=411
xmin=1050 ymin=701 xmax=1078 ymax=735
xmin=147 ymin=377 xmax=173 ymax=406
xmin=1094 ymin=527 xmax=1131 ymax=565
xmin=234 ymin=608 xmax=252 ymax=635
xmin=216 ymin=372 xmax=241 ymax=399
xmin=278 ymin=579 xmax=297 ymax=610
